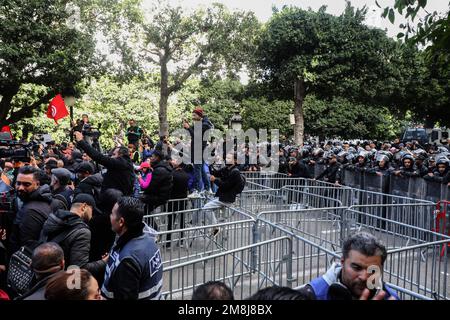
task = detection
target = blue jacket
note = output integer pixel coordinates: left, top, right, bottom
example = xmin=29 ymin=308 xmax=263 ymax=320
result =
xmin=102 ymin=224 xmax=163 ymax=300
xmin=309 ymin=263 xmax=400 ymax=300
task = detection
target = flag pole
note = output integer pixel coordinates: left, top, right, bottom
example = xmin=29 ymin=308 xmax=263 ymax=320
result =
xmin=70 ymin=105 xmax=74 ymax=141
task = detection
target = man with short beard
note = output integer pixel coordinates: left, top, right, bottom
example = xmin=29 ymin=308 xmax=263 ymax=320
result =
xmin=9 ymin=166 xmax=53 ymax=254
xmin=40 ymin=194 xmax=108 ymax=277
xmin=304 ymin=232 xmax=399 ymax=300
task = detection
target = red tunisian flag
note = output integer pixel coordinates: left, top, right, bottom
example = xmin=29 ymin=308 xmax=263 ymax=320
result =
xmin=46 ymin=94 xmax=69 ymax=124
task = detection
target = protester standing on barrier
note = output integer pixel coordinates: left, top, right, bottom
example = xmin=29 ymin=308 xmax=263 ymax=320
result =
xmin=102 ymin=197 xmax=163 ymax=300
xmin=193 ymin=153 xmax=245 ymax=236
xmin=304 ymin=232 xmax=399 ymax=300
xmin=184 ymin=107 xmax=214 ymax=197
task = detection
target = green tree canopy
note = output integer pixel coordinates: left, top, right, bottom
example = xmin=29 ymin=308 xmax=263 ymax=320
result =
xmin=253 ymin=3 xmax=411 ymax=145
xmin=123 ymin=2 xmax=260 ymax=136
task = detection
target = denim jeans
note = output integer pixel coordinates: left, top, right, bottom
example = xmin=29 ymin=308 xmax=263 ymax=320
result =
xmin=193 ymin=163 xmax=211 ymax=191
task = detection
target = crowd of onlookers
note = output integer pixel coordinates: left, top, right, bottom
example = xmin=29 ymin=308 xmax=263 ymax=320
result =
xmin=0 ymin=108 xmax=445 ymax=300
xmin=0 ymin=109 xmax=247 ymax=300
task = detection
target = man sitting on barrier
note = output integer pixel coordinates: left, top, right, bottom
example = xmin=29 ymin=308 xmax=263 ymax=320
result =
xmin=304 ymin=232 xmax=399 ymax=300
xmin=192 ymin=153 xmax=245 ymax=236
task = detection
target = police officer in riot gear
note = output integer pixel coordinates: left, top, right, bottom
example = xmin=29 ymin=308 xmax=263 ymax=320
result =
xmin=366 ymin=154 xmax=393 ymax=177
xmin=393 ymin=154 xmax=419 ymax=178
xmin=315 ymin=153 xmax=342 ymax=185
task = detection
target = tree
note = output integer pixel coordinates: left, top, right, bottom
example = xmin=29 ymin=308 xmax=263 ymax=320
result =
xmin=197 ymin=78 xmax=245 ymax=130
xmin=378 ymin=1 xmax=450 ymax=127
xmin=0 ymin=0 xmax=147 ymax=127
xmin=253 ymin=4 xmax=409 ymax=146
xmin=12 ymin=74 xmax=200 ymax=150
xmin=132 ymin=2 xmax=259 ymax=136
xmin=378 ymin=0 xmax=450 ymax=58
xmin=241 ymin=98 xmax=293 ymax=136
xmin=0 ymin=0 xmax=102 ymax=126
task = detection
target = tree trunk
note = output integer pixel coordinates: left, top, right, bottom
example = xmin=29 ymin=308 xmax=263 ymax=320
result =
xmin=159 ymin=61 xmax=169 ymax=137
xmin=293 ymin=79 xmax=306 ymax=147
xmin=0 ymin=85 xmax=20 ymax=126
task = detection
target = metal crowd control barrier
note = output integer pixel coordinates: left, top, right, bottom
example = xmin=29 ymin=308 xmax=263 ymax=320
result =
xmin=385 ymin=240 xmax=449 ymax=300
xmin=161 ymin=236 xmax=293 ymax=300
xmin=340 ymin=168 xmax=449 ymax=202
xmin=342 ymin=205 xmax=448 ymax=250
xmin=253 ymin=214 xmax=450 ymax=300
xmin=158 ymin=219 xmax=255 ymax=267
xmin=236 ymin=186 xmax=344 ymax=216
xmin=156 ymin=176 xmax=450 ymax=300
xmin=256 ymin=207 xmax=344 ymax=252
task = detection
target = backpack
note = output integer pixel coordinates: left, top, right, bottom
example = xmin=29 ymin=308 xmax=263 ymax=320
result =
xmin=6 ymin=226 xmax=81 ymax=296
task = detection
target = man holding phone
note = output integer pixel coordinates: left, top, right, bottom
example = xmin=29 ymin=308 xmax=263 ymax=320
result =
xmin=304 ymin=232 xmax=399 ymax=300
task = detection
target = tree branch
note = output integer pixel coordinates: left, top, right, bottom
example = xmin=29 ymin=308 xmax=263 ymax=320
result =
xmin=0 ymin=85 xmax=20 ymax=122
xmin=168 ymin=54 xmax=205 ymax=94
xmin=4 ymin=91 xmax=56 ymax=126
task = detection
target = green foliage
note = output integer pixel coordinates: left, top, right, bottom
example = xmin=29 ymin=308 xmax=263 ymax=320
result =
xmin=0 ymin=0 xmax=144 ymax=127
xmin=197 ymin=79 xmax=245 ymax=130
xmin=120 ymin=1 xmax=261 ymax=135
xmin=254 ymin=4 xmax=408 ymax=106
xmin=13 ymin=75 xmax=201 ymax=150
xmin=380 ymin=0 xmax=450 ymax=59
xmin=241 ymin=98 xmax=293 ymax=136
xmin=303 ymin=95 xmax=402 ymax=140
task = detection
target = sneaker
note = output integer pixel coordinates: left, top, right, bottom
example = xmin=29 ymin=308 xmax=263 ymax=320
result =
xmin=188 ymin=190 xmax=202 ymax=199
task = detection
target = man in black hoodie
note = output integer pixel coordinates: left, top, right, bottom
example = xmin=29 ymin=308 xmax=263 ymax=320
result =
xmin=40 ymin=193 xmax=108 ymax=279
xmin=9 ymin=166 xmax=53 ymax=254
xmin=74 ymin=162 xmax=103 ymax=202
xmin=141 ymin=150 xmax=173 ymax=213
xmin=50 ymin=168 xmax=74 ymax=208
xmin=74 ymin=131 xmax=134 ymax=196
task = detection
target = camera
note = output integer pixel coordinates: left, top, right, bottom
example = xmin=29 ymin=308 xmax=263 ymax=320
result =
xmin=80 ymin=122 xmax=101 ymax=139
xmin=0 ymin=140 xmax=39 ymax=162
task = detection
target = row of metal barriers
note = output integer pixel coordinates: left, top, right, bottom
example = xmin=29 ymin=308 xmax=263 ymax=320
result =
xmin=146 ymin=176 xmax=450 ymax=300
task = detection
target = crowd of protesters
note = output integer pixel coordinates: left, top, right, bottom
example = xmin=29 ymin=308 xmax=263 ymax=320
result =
xmin=0 ymin=108 xmax=247 ymax=300
xmin=0 ymin=105 xmax=446 ymax=300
